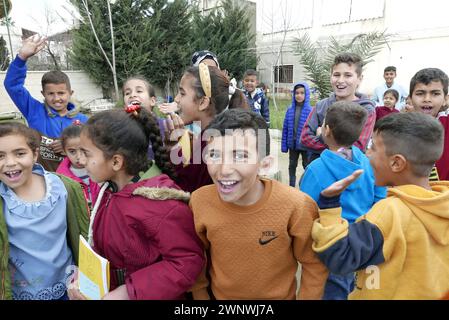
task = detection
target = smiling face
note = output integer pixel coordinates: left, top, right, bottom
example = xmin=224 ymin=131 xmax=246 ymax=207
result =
xmin=175 ymin=74 xmax=201 ymax=125
xmin=42 ymin=83 xmax=73 ymax=116
xmin=79 ymin=131 xmax=115 ymax=184
xmin=0 ymin=134 xmax=38 ymax=193
xmin=206 ymin=130 xmax=267 ymax=206
xmin=411 ymin=81 xmax=447 ymax=117
xmin=123 ymin=79 xmax=156 ymax=113
xmin=330 ymin=63 xmax=362 ymax=101
xmin=384 ymin=70 xmax=396 ymax=87
xmin=243 ymin=75 xmax=258 ymax=94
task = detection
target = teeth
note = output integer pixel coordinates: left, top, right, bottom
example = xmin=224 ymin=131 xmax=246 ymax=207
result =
xmin=220 ymin=181 xmax=237 ymax=186
xmin=6 ymin=171 xmax=19 ymax=175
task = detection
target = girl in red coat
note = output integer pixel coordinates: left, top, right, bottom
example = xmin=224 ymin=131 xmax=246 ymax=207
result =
xmin=68 ymin=107 xmax=205 ymax=300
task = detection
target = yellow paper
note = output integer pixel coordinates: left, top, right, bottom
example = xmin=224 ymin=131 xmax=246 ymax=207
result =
xmin=78 ymin=236 xmax=110 ymax=300
xmin=179 ymin=130 xmax=191 ymax=166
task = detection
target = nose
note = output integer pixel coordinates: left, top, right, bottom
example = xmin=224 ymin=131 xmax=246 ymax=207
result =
xmin=4 ymin=155 xmax=17 ymax=167
xmin=78 ymin=153 xmax=87 ymax=166
xmin=174 ymin=93 xmax=181 ymax=104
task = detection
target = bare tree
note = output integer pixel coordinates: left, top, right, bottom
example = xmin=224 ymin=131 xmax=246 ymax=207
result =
xmin=80 ymin=0 xmax=119 ymax=101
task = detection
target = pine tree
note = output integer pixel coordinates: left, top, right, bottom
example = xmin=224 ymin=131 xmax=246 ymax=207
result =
xmin=69 ymin=0 xmax=191 ymax=98
xmin=0 ymin=36 xmax=10 ymax=71
xmin=191 ymin=0 xmax=256 ymax=80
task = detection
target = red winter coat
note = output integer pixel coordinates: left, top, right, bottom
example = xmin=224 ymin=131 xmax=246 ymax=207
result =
xmin=436 ymin=112 xmax=449 ymax=181
xmin=92 ymin=174 xmax=205 ymax=300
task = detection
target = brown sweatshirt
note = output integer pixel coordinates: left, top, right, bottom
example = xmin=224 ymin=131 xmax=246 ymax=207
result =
xmin=190 ymin=178 xmax=328 ymax=300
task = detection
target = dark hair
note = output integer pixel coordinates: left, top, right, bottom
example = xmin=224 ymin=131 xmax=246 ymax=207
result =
xmin=61 ymin=124 xmax=82 ymax=150
xmin=374 ymin=112 xmax=444 ymax=177
xmin=206 ymin=109 xmax=270 ymax=158
xmin=41 ymin=70 xmax=72 ymax=91
xmin=244 ymin=69 xmax=259 ymax=79
xmin=331 ymin=52 xmax=364 ymax=76
xmin=122 ymin=75 xmax=156 ymax=97
xmin=0 ymin=122 xmax=41 ymax=153
xmin=409 ymin=68 xmax=449 ymax=97
xmin=82 ymin=108 xmax=175 ymax=178
xmin=184 ymin=66 xmax=230 ymax=116
xmin=384 ymin=66 xmax=397 ymax=73
xmin=325 ymin=101 xmax=368 ymax=147
xmin=229 ymin=90 xmax=250 ymax=110
xmin=383 ymin=89 xmax=399 ymax=102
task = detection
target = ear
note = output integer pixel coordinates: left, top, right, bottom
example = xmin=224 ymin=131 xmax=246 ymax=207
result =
xmin=258 ymin=155 xmax=275 ymax=176
xmin=150 ymin=96 xmax=157 ymax=107
xmin=70 ymin=90 xmax=74 ymax=96
xmin=198 ymin=96 xmax=210 ymax=112
xmin=111 ymin=154 xmax=125 ymax=172
xmin=323 ymin=124 xmax=331 ymax=137
xmin=389 ymin=154 xmax=407 ymax=173
xmin=33 ymin=148 xmax=39 ymax=163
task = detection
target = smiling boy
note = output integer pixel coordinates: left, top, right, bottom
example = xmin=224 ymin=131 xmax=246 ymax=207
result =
xmin=300 ymin=53 xmax=376 ymax=163
xmin=408 ymin=68 xmax=449 ymax=181
xmin=189 ymin=109 xmax=328 ymax=300
xmin=4 ymin=34 xmax=87 ymax=159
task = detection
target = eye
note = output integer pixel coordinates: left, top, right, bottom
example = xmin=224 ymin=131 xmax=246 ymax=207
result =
xmin=234 ymin=151 xmax=247 ymax=162
xmin=207 ymin=150 xmax=221 ymax=161
xmin=16 ymin=152 xmax=27 ymax=157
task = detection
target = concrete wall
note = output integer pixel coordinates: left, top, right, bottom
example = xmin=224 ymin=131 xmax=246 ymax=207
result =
xmin=256 ymin=0 xmax=449 ymax=97
xmin=0 ymin=70 xmax=104 ymax=114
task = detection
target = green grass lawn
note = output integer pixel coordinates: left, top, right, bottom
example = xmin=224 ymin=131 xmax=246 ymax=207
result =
xmin=269 ymin=98 xmax=291 ymax=130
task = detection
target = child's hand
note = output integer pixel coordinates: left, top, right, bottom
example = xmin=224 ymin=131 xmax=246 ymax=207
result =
xmin=159 ymin=102 xmax=179 ymax=115
xmin=49 ymin=140 xmax=64 ymax=154
xmin=321 ymin=169 xmax=364 ymax=198
xmin=102 ymin=285 xmax=130 ymax=300
xmin=67 ymin=270 xmax=87 ymax=300
xmin=18 ymin=34 xmax=47 ymax=61
xmin=404 ymin=104 xmax=414 ymax=113
xmin=163 ymin=113 xmax=187 ymax=147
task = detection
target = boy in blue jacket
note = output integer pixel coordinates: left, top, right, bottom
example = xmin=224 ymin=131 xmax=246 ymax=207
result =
xmin=243 ymin=69 xmax=270 ymax=125
xmin=4 ymin=35 xmax=88 ymax=171
xmin=300 ymin=101 xmax=386 ymax=300
xmin=281 ymin=82 xmax=313 ymax=187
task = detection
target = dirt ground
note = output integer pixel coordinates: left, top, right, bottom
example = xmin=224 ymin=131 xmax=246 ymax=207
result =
xmin=269 ymin=129 xmax=305 ymax=187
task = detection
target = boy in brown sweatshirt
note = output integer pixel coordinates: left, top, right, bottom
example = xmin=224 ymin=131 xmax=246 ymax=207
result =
xmin=190 ymin=109 xmax=328 ymax=299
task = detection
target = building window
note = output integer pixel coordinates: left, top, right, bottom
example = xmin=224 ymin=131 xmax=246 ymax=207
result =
xmin=274 ymin=65 xmax=293 ymax=83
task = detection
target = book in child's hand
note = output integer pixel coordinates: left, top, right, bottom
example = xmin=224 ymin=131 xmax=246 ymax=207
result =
xmin=78 ymin=236 xmax=110 ymax=300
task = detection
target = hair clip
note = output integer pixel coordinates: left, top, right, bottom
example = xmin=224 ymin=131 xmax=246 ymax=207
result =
xmin=72 ymin=120 xmax=82 ymax=126
xmin=125 ymin=104 xmax=141 ymax=116
xmin=199 ymin=63 xmax=212 ymax=98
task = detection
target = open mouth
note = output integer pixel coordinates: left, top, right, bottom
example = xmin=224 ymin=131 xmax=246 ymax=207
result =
xmin=218 ymin=180 xmax=239 ymax=194
xmin=3 ymin=170 xmax=22 ymax=182
xmin=129 ymin=100 xmax=141 ymax=106
xmin=420 ymin=106 xmax=434 ymax=114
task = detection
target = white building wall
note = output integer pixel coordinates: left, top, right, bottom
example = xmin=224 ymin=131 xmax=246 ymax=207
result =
xmin=257 ymin=0 xmax=449 ymax=97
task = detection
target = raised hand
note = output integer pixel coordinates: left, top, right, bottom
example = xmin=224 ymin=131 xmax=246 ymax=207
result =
xmin=321 ymin=169 xmax=364 ymax=198
xmin=18 ymin=34 xmax=47 ymax=61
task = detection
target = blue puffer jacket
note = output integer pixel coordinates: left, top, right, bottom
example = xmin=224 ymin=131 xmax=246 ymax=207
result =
xmin=281 ymin=82 xmax=313 ymax=152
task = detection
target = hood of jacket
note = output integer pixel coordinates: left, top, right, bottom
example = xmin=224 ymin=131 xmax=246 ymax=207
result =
xmin=388 ymin=181 xmax=449 ymax=245
xmin=320 ymin=147 xmax=366 ymax=191
xmin=118 ymin=174 xmax=190 ymax=203
xmin=291 ymin=81 xmax=311 ymax=109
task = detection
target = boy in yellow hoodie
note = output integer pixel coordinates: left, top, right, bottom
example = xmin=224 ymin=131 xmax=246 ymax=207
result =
xmin=312 ymin=112 xmax=449 ymax=299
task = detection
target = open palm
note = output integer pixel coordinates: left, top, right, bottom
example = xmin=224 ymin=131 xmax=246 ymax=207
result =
xmin=321 ymin=169 xmax=364 ymax=198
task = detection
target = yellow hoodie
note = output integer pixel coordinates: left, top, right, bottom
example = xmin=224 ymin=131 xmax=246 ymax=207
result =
xmin=312 ymin=181 xmax=449 ymax=300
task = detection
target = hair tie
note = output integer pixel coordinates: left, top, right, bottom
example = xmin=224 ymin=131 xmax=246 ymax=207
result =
xmin=72 ymin=119 xmax=82 ymax=126
xmin=199 ymin=63 xmax=212 ymax=98
xmin=125 ymin=104 xmax=141 ymax=117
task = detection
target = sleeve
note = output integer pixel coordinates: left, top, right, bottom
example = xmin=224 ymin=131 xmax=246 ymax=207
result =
xmin=261 ymin=95 xmax=270 ymax=125
xmin=281 ymin=111 xmax=289 ymax=153
xmin=311 ymin=195 xmax=386 ymax=275
xmin=3 ymin=56 xmax=43 ymax=120
xmin=189 ymin=199 xmax=211 ymax=300
xmin=354 ymin=110 xmax=376 ymax=151
xmin=125 ymin=204 xmax=205 ymax=300
xmin=290 ymin=194 xmax=328 ymax=300
xmin=300 ymin=105 xmax=326 ymax=152
xmin=299 ymin=167 xmax=321 ymax=202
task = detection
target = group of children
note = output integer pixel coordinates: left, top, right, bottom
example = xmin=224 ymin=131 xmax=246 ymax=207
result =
xmin=0 ymin=34 xmax=448 ymax=300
